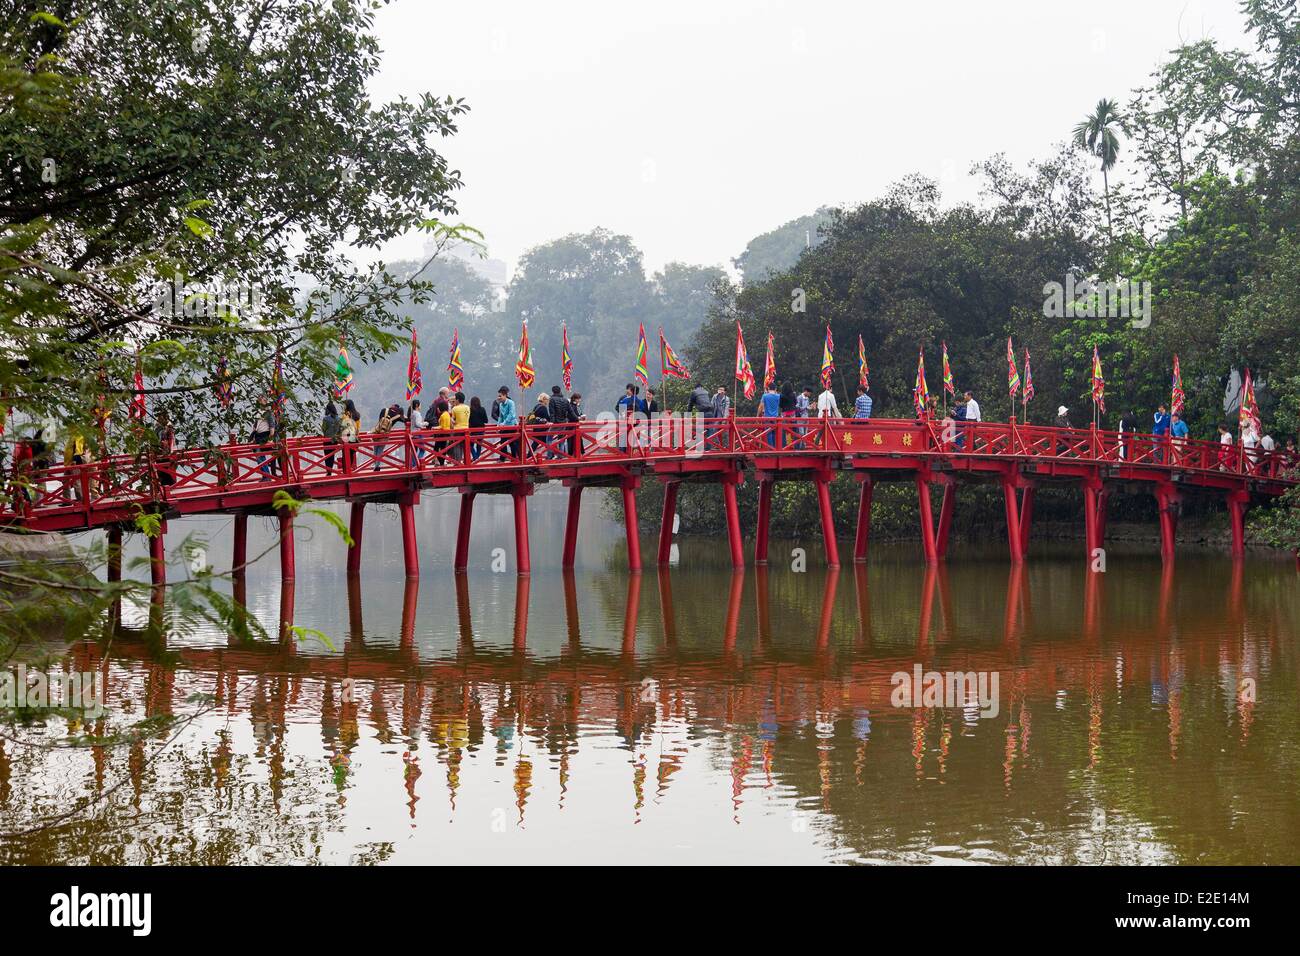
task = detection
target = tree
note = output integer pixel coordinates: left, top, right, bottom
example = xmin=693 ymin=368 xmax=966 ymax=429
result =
xmin=732 ymin=207 xmax=833 ymax=286
xmin=1073 ymin=98 xmax=1126 ymax=241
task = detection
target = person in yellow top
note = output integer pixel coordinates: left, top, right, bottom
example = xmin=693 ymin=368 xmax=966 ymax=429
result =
xmin=449 ymin=392 xmax=470 ymax=461
xmin=435 ymin=406 xmax=453 ymax=464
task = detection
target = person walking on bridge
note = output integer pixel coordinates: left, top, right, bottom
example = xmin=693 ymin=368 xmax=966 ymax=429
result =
xmin=495 ymin=386 xmax=518 ymax=461
xmin=760 ymin=383 xmax=781 ymax=447
xmin=711 ymin=386 xmax=730 ymax=449
xmin=816 ymin=383 xmax=839 ymax=448
xmin=323 ymin=402 xmax=341 ymax=475
xmin=1153 ymin=403 xmax=1171 ymax=463
xmin=1170 ymin=411 xmax=1189 ymax=465
xmin=854 ymin=385 xmax=873 ymax=420
xmin=549 ymin=385 xmax=574 ymax=456
xmin=468 ymin=396 xmax=488 ymax=461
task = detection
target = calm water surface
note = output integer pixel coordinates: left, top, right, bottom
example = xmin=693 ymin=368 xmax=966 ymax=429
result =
xmin=2 ymin=486 xmax=1298 ymax=865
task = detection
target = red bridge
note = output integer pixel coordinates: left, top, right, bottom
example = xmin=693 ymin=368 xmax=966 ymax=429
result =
xmin=3 ymin=416 xmax=1295 ymax=585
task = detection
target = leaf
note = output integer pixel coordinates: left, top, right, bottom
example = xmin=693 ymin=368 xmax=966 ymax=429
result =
xmin=183 ymin=216 xmax=214 ymax=239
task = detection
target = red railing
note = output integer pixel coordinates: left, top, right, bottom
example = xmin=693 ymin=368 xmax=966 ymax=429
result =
xmin=3 ymin=416 xmax=1295 ymax=529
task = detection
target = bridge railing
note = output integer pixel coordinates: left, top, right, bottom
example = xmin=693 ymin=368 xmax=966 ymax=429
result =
xmin=3 ymin=416 xmax=1296 ymax=527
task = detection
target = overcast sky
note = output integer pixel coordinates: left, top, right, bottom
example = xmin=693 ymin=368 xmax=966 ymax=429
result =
xmin=368 ymin=0 xmax=1253 ymax=278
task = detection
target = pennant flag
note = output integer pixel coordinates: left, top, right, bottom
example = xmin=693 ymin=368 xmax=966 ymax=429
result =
xmin=820 ymin=325 xmax=835 ymax=389
xmin=1171 ymin=354 xmax=1185 ymax=417
xmin=516 ymin=321 xmax=535 ymax=390
xmin=1239 ymin=368 xmax=1260 ymax=435
xmin=1023 ymin=349 xmax=1035 ymax=404
xmin=403 ymin=330 xmax=424 ymax=399
xmin=562 ymin=323 xmax=573 ymax=392
xmin=913 ymin=348 xmax=930 ymax=415
xmin=332 ymin=340 xmax=354 ymax=398
xmin=130 ymin=356 xmax=147 ymax=421
xmin=1091 ymin=344 xmax=1106 ymax=413
xmin=214 ymin=356 xmax=233 ymax=408
xmin=1007 ymin=337 xmax=1021 ymax=399
xmin=858 ymin=335 xmax=869 ymax=389
xmin=764 ymin=332 xmax=777 ymax=389
xmin=659 ymin=327 xmax=689 ymax=379
xmin=941 ymin=341 xmax=955 ymax=395
xmin=443 ymin=329 xmax=461 ymax=393
xmin=634 ymin=322 xmax=650 ymax=386
xmin=734 ymin=322 xmax=756 ymax=400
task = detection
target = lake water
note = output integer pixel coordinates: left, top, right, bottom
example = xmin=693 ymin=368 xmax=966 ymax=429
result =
xmin=2 ymin=484 xmax=1297 ymax=865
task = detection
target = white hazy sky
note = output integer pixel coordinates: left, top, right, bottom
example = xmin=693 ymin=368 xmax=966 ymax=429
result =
xmin=369 ymin=0 xmax=1253 ymax=278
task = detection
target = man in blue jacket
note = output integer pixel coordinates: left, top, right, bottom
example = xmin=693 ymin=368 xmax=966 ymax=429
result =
xmin=1152 ymin=403 xmax=1170 ymax=462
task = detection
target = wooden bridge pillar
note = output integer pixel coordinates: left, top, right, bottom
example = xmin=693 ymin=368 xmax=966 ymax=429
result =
xmin=1227 ymin=490 xmax=1249 ymax=558
xmin=935 ymin=479 xmax=956 ymax=560
xmin=722 ymin=475 xmax=745 ymax=569
xmin=1018 ymin=486 xmax=1035 ymax=556
xmin=916 ymin=476 xmax=938 ymax=565
xmin=232 ymin=512 xmax=247 ymax=577
xmin=815 ymin=473 xmax=840 ymax=569
xmin=513 ymin=482 xmax=533 ymax=575
xmin=107 ymin=526 xmax=122 ymax=583
xmin=149 ymin=524 xmax=166 ymax=589
xmin=853 ymin=475 xmax=873 ymax=563
xmin=1002 ymin=478 xmax=1024 ymax=564
xmin=563 ymin=486 xmax=583 ymax=568
xmin=755 ymin=478 xmax=773 ymax=564
xmin=455 ymin=491 xmax=476 ymax=571
xmin=620 ymin=476 xmax=642 ymax=572
xmin=657 ymin=481 xmax=678 ymax=566
xmin=1154 ymin=484 xmax=1180 ymax=563
xmin=278 ymin=508 xmax=295 ymax=584
xmin=346 ymin=501 xmax=364 ymax=576
xmin=398 ymin=492 xmax=419 ymax=579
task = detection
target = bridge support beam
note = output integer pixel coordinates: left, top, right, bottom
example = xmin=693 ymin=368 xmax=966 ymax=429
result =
xmin=455 ymin=491 xmax=476 ymax=571
xmin=561 ymin=487 xmax=582 ymax=569
xmin=399 ymin=493 xmax=419 ymax=579
xmin=1227 ymin=490 xmax=1249 ymax=559
xmin=853 ymin=476 xmax=873 ymax=563
xmin=1002 ymin=479 xmax=1024 ymax=564
xmin=232 ymin=513 xmax=247 ymax=577
xmin=278 ymin=508 xmax=295 ymax=584
xmin=1154 ymin=484 xmax=1180 ymax=563
xmin=513 ymin=484 xmax=532 ymax=575
xmin=815 ymin=473 xmax=840 ymax=569
xmin=916 ymin=476 xmax=938 ymax=565
xmin=755 ymin=479 xmax=773 ymax=564
xmin=621 ymin=477 xmax=642 ymax=572
xmin=722 ymin=477 xmax=745 ymax=569
xmin=657 ymin=481 xmax=678 ymax=566
xmin=935 ymin=480 xmax=956 ymax=560
xmin=1018 ymin=486 xmax=1035 ymax=557
xmin=346 ymin=502 xmax=364 ymax=576
xmin=107 ymin=526 xmax=122 ymax=583
xmin=148 ymin=525 xmax=165 ymax=589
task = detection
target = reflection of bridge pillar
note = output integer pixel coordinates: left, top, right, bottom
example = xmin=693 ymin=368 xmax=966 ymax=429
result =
xmin=400 ymin=578 xmax=418 ymax=647
xmin=816 ymin=568 xmax=839 ymax=652
xmin=755 ymin=564 xmax=771 ymax=646
xmin=620 ymin=477 xmax=642 ymax=571
xmin=512 ymin=483 xmax=532 ymax=575
xmin=622 ymin=573 xmax=641 ymax=657
xmin=722 ymin=475 xmax=745 ymax=569
xmin=346 ymin=501 xmax=364 ymax=575
xmin=455 ymin=571 xmax=473 ymax=650
xmin=278 ymin=508 xmax=295 ymax=583
xmin=935 ymin=479 xmax=955 ymax=560
xmin=398 ymin=493 xmax=419 ymax=579
xmin=722 ymin=570 xmax=743 ymax=653
xmin=657 ymin=569 xmax=676 ymax=648
xmin=562 ymin=486 xmax=582 ymax=569
xmin=454 ymin=491 xmax=475 ymax=571
xmin=1227 ymin=490 xmax=1249 ymax=558
xmin=815 ymin=472 xmax=840 ymax=569
xmin=853 ymin=562 xmax=871 ymax=648
xmin=755 ymin=479 xmax=773 ymax=564
xmin=232 ymin=513 xmax=247 ymax=576
xmin=1018 ymin=486 xmax=1035 ymax=556
xmin=657 ymin=481 xmax=678 ymax=566
xmin=513 ymin=574 xmax=530 ymax=650
xmin=916 ymin=475 xmax=938 ymax=564
xmin=853 ymin=476 xmax=873 ymax=563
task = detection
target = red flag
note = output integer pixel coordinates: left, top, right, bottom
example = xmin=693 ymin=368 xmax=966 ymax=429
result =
xmin=1007 ymin=337 xmax=1021 ymax=399
xmin=130 ymin=357 xmax=147 ymax=421
xmin=734 ymin=322 xmax=756 ymax=400
xmin=820 ymin=326 xmax=834 ymax=389
xmin=1023 ymin=349 xmax=1035 ymax=404
xmin=562 ymin=323 xmax=573 ymax=392
xmin=409 ymin=330 xmax=427 ymax=398
xmin=1170 ymin=354 xmax=1185 ymax=417
xmin=516 ymin=321 xmax=535 ymax=389
xmin=764 ymin=332 xmax=776 ymax=389
xmin=659 ymin=327 xmax=689 ymax=379
xmin=1091 ymin=344 xmax=1105 ymax=413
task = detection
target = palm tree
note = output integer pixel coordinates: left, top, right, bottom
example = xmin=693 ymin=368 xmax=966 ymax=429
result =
xmin=1073 ymin=99 xmax=1125 ymax=241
